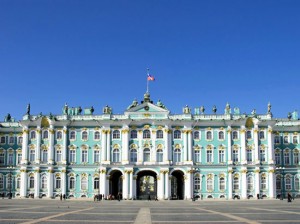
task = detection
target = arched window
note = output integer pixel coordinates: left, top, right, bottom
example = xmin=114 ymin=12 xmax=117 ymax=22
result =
xmin=82 ymin=131 xmax=88 ymax=140
xmin=143 ymin=148 xmax=150 ymax=162
xmin=274 ymin=135 xmax=280 ymax=144
xmin=94 ymin=150 xmax=100 ymax=163
xmin=284 ymin=136 xmax=289 ymax=144
xmin=18 ymin=136 xmax=23 ymax=145
xmin=260 ymin=148 xmax=266 ymax=162
xmin=43 ymin=130 xmax=49 ymax=139
xmin=29 ymin=149 xmax=35 ymax=162
xmin=206 ymin=149 xmax=212 ymax=163
xmin=174 ymin=130 xmax=181 ymax=139
xmin=259 ymin=131 xmax=265 ymax=140
xmin=41 ymin=176 xmax=47 ymax=189
xmin=233 ymin=177 xmax=239 ymax=190
xmin=70 ymin=131 xmax=76 ymax=140
xmin=113 ymin=149 xmax=120 ymax=162
xmin=293 ymin=136 xmax=298 ymax=144
xmin=42 ymin=149 xmax=48 ymax=163
xmin=9 ymin=136 xmax=14 ymax=144
xmin=219 ymin=177 xmax=225 ymax=191
xmin=295 ymin=176 xmax=300 ymax=190
xmin=143 ymin=130 xmax=151 ymax=139
xmin=55 ymin=176 xmax=61 ymax=189
xmin=174 ymin=148 xmax=181 ymax=162
xmin=16 ymin=177 xmax=20 ymax=189
xmin=156 ymin=130 xmax=163 ymax=139
xmin=232 ymin=131 xmax=238 ymax=140
xmin=285 ymin=176 xmax=292 ymax=190
xmin=276 ymin=175 xmax=281 ymax=190
xmin=29 ymin=176 xmax=35 ymax=188
xmin=261 ymin=175 xmax=267 ymax=190
xmin=206 ymin=131 xmax=212 ymax=140
xmin=194 ymin=176 xmax=201 ymax=191
xmin=81 ymin=150 xmax=88 ymax=163
xmin=69 ymin=177 xmax=75 ymax=189
xmin=30 ymin=131 xmax=36 ymax=139
xmin=247 ymin=176 xmax=254 ymax=191
xmin=69 ymin=150 xmax=76 ymax=163
xmin=284 ymin=151 xmax=290 ymax=165
xmin=56 ymin=149 xmax=62 ymax=162
xmin=219 ymin=150 xmax=225 ymax=163
xmin=130 ymin=130 xmax=137 ymax=139
xmin=246 ymin=131 xmax=252 ymax=139
xmin=130 ymin=149 xmax=137 ymax=162
xmin=94 ymin=177 xmax=99 ymax=190
xmin=113 ymin=130 xmax=120 ymax=139
xmin=94 ymin=131 xmax=100 ymax=140
xmin=157 ymin=149 xmax=163 ymax=162
xmin=81 ymin=177 xmax=87 ymax=190
xmin=218 ymin=131 xmax=224 ymax=140
xmin=193 ymin=131 xmax=200 ymax=140
xmin=0 ymin=136 xmax=6 ymax=144
xmin=194 ymin=150 xmax=201 ymax=163
xmin=207 ymin=178 xmax=213 ymax=191
xmin=56 ymin=131 xmax=62 ymax=140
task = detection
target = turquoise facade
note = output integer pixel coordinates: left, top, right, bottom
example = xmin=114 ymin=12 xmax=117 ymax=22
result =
xmin=0 ymin=93 xmax=299 ymax=200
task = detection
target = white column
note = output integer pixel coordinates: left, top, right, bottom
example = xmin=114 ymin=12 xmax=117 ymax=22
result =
xmin=101 ymin=130 xmax=107 ymax=162
xmin=20 ymin=168 xmax=27 ymax=197
xmin=122 ymin=172 xmax=128 ymax=199
xmin=129 ymin=171 xmax=133 ymax=199
xmin=164 ymin=171 xmax=170 ymax=199
xmin=122 ymin=129 xmax=129 ymax=164
xmin=183 ymin=131 xmax=188 ymax=161
xmin=106 ymin=130 xmax=111 ymax=162
xmin=267 ymin=126 xmax=274 ymax=164
xmin=100 ymin=169 xmax=106 ymax=195
xmin=35 ymin=127 xmax=41 ymax=164
xmin=228 ymin=171 xmax=233 ymax=199
xmin=163 ymin=129 xmax=169 ymax=163
xmin=138 ymin=131 xmax=143 ymax=164
xmin=241 ymin=170 xmax=247 ymax=199
xmin=185 ymin=171 xmax=192 ymax=199
xmin=47 ymin=170 xmax=53 ymax=198
xmin=254 ymin=125 xmax=259 ymax=164
xmin=21 ymin=127 xmax=29 ymax=164
xmin=187 ymin=130 xmax=193 ymax=162
xmin=105 ymin=175 xmax=109 ymax=197
xmin=240 ymin=126 xmax=246 ymax=164
xmin=227 ymin=127 xmax=232 ymax=164
xmin=158 ymin=171 xmax=164 ymax=199
xmin=49 ymin=126 xmax=55 ymax=164
xmin=254 ymin=169 xmax=260 ymax=198
xmin=34 ymin=171 xmax=40 ymax=198
xmin=151 ymin=130 xmax=156 ymax=163
xmin=62 ymin=127 xmax=67 ymax=164
xmin=132 ymin=175 xmax=137 ymax=199
xmin=61 ymin=170 xmax=67 ymax=196
xmin=268 ymin=169 xmax=275 ymax=198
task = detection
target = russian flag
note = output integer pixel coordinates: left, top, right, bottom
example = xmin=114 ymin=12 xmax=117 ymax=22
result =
xmin=147 ymin=74 xmax=155 ymax=81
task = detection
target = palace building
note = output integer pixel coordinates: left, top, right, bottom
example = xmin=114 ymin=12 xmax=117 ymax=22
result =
xmin=0 ymin=92 xmax=300 ymax=200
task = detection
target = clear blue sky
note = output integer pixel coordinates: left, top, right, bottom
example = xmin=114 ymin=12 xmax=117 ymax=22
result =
xmin=1 ymin=0 xmax=300 ymax=120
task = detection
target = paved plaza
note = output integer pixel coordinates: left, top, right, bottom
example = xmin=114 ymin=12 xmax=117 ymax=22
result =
xmin=0 ymin=198 xmax=300 ymax=224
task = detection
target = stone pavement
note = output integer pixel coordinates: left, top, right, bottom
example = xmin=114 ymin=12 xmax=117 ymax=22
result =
xmin=0 ymin=198 xmax=300 ymax=224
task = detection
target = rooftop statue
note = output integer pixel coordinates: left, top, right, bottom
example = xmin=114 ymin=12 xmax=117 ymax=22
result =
xmin=127 ymin=99 xmax=138 ymax=110
xmin=103 ymin=105 xmax=112 ymax=114
xmin=183 ymin=105 xmax=191 ymax=114
xmin=63 ymin=103 xmax=68 ymax=115
xmin=234 ymin=107 xmax=240 ymax=115
xmin=26 ymin=103 xmax=30 ymax=115
xmin=156 ymin=99 xmax=167 ymax=109
xmin=267 ymin=102 xmax=272 ymax=114
xmin=4 ymin=113 xmax=11 ymax=122
xmin=212 ymin=105 xmax=217 ymax=114
xmin=225 ymin=102 xmax=231 ymax=115
xmin=200 ymin=105 xmax=205 ymax=114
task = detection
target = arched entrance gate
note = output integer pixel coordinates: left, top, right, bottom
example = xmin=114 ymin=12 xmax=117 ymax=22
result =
xmin=137 ymin=170 xmax=157 ymax=200
xmin=171 ymin=170 xmax=185 ymax=200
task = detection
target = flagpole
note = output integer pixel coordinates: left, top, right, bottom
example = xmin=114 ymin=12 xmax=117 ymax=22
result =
xmin=146 ymin=68 xmax=150 ymax=93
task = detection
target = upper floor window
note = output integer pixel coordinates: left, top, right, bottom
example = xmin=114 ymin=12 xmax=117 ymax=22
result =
xmin=206 ymin=149 xmax=213 ymax=163
xmin=82 ymin=131 xmax=88 ymax=140
xmin=56 ymin=131 xmax=63 ymax=140
xmin=113 ymin=149 xmax=120 ymax=162
xmin=206 ymin=131 xmax=212 ymax=140
xmin=274 ymin=135 xmax=280 ymax=144
xmin=259 ymin=131 xmax=265 ymax=140
xmin=130 ymin=130 xmax=137 ymax=139
xmin=246 ymin=131 xmax=252 ymax=140
xmin=143 ymin=148 xmax=150 ymax=162
xmin=113 ymin=130 xmax=120 ymax=139
xmin=233 ymin=177 xmax=239 ymax=190
xmin=156 ymin=130 xmax=163 ymax=139
xmin=143 ymin=130 xmax=151 ymax=139
xmin=219 ymin=177 xmax=225 ymax=191
xmin=0 ymin=136 xmax=5 ymax=144
xmin=218 ymin=131 xmax=224 ymax=140
xmin=130 ymin=149 xmax=137 ymax=163
xmin=283 ymin=136 xmax=289 ymax=144
xmin=30 ymin=131 xmax=36 ymax=139
xmin=70 ymin=131 xmax=76 ymax=140
xmin=293 ymin=136 xmax=298 ymax=144
xmin=174 ymin=130 xmax=181 ymax=139
xmin=0 ymin=153 xmax=5 ymax=164
xmin=94 ymin=131 xmax=100 ymax=140
xmin=193 ymin=131 xmax=200 ymax=140
xmin=174 ymin=148 xmax=181 ymax=162
xmin=232 ymin=131 xmax=238 ymax=140
xmin=43 ymin=130 xmax=49 ymax=139
xmin=18 ymin=137 xmax=23 ymax=145
xmin=9 ymin=136 xmax=14 ymax=144
xmin=157 ymin=149 xmax=163 ymax=162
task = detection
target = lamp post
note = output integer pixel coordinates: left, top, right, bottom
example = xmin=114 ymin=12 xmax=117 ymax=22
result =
xmin=276 ymin=167 xmax=285 ymax=200
xmin=7 ymin=166 xmax=14 ymax=199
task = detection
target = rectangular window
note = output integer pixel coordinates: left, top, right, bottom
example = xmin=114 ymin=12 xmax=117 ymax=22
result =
xmin=82 ymin=150 xmax=88 ymax=163
xmin=94 ymin=150 xmax=100 ymax=163
xmin=8 ymin=153 xmax=13 ymax=165
xmin=284 ymin=152 xmax=290 ymax=165
xmin=17 ymin=153 xmax=22 ymax=164
xmin=9 ymin=136 xmax=14 ymax=144
xmin=0 ymin=136 xmax=6 ymax=144
xmin=0 ymin=153 xmax=5 ymax=164
xmin=260 ymin=149 xmax=266 ymax=162
xmin=69 ymin=150 xmax=76 ymax=163
xmin=219 ymin=150 xmax=224 ymax=163
xmin=294 ymin=152 xmax=299 ymax=165
xmin=275 ymin=153 xmax=281 ymax=164
xmin=206 ymin=150 xmax=212 ymax=163
xmin=246 ymin=149 xmax=252 ymax=162
xmin=233 ymin=150 xmax=239 ymax=162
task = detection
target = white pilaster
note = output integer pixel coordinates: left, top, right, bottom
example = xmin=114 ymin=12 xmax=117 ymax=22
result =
xmin=101 ymin=130 xmax=107 ymax=162
xmin=62 ymin=127 xmax=67 ymax=164
xmin=254 ymin=125 xmax=259 ymax=164
xmin=21 ymin=127 xmax=29 ymax=164
xmin=241 ymin=169 xmax=247 ymax=199
xmin=35 ymin=127 xmax=41 ymax=164
xmin=228 ymin=171 xmax=233 ymax=199
xmin=240 ymin=126 xmax=246 ymax=164
xmin=185 ymin=171 xmax=192 ymax=199
xmin=129 ymin=171 xmax=133 ymax=199
xmin=267 ymin=126 xmax=274 ymax=164
xmin=164 ymin=171 xmax=170 ymax=199
xmin=255 ymin=169 xmax=260 ymax=198
xmin=227 ymin=127 xmax=232 ymax=164
xmin=20 ymin=168 xmax=27 ymax=197
xmin=61 ymin=170 xmax=67 ymax=196
xmin=183 ymin=131 xmax=188 ymax=161
xmin=122 ymin=129 xmax=129 ymax=164
xmin=187 ymin=130 xmax=193 ymax=162
xmin=34 ymin=171 xmax=40 ymax=198
xmin=47 ymin=170 xmax=53 ymax=198
xmin=157 ymin=171 xmax=164 ymax=199
xmin=106 ymin=130 xmax=111 ymax=162
xmin=132 ymin=175 xmax=137 ymax=199
xmin=122 ymin=172 xmax=128 ymax=199
xmin=268 ymin=169 xmax=275 ymax=198
xmin=163 ymin=129 xmax=169 ymax=163
xmin=49 ymin=126 xmax=55 ymax=164
xmin=100 ymin=169 xmax=106 ymax=195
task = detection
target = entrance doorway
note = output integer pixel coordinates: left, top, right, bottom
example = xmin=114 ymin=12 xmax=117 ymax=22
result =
xmin=171 ymin=170 xmax=184 ymax=200
xmin=109 ymin=170 xmax=123 ymax=199
xmin=137 ymin=170 xmax=157 ymax=200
